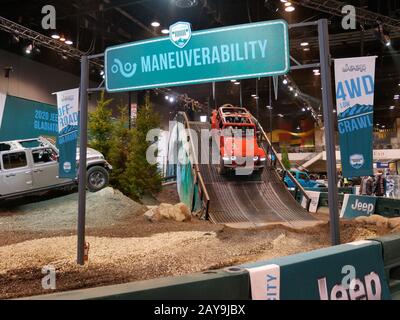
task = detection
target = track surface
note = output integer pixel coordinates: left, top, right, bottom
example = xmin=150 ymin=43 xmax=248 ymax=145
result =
xmin=190 ymin=122 xmax=317 ymax=228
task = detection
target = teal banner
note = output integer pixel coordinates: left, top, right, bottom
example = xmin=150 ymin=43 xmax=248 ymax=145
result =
xmin=0 ymin=94 xmax=58 ymax=141
xmin=335 ymin=57 xmax=376 ymax=178
xmin=55 ymin=89 xmax=79 ymax=179
xmin=105 ymin=20 xmax=290 ymax=92
xmin=340 ymin=194 xmax=377 ymax=219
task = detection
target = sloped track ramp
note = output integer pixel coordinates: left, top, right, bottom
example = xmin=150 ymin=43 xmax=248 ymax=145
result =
xmin=190 ymin=122 xmax=318 ymax=228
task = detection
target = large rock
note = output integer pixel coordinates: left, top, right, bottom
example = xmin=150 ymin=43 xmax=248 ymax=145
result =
xmin=368 ymin=215 xmax=389 ymax=228
xmin=388 ymin=217 xmax=400 ymax=229
xmin=175 ymin=203 xmax=192 ymax=222
xmin=158 ymin=203 xmax=191 ymax=222
xmin=144 ymin=207 xmax=163 ymax=222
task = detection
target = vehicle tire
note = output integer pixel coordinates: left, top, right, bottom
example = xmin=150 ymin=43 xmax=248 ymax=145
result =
xmin=87 ymin=166 xmax=109 ymax=192
xmin=218 ymin=158 xmax=227 ymax=175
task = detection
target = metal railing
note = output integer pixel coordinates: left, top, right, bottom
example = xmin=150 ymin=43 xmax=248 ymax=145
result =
xmin=253 ymin=118 xmax=311 ymax=209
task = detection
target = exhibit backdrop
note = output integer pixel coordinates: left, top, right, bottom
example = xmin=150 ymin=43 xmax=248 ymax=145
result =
xmin=334 ymin=56 xmax=377 ymax=178
xmin=0 ymin=93 xmax=58 ymax=141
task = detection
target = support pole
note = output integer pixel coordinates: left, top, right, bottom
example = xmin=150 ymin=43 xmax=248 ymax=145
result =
xmin=318 ymin=19 xmax=340 ymax=245
xmin=239 ymin=82 xmax=243 ymax=108
xmin=128 ymin=91 xmax=132 ymax=129
xmin=77 ymin=56 xmax=89 ymax=265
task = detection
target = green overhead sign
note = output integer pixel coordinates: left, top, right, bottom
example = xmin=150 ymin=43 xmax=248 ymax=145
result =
xmin=105 ymin=20 xmax=290 ymax=92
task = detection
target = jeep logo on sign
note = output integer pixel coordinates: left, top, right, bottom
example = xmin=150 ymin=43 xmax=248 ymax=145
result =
xmin=169 ymin=22 xmax=192 ymax=48
xmin=349 ymin=154 xmax=364 ymax=169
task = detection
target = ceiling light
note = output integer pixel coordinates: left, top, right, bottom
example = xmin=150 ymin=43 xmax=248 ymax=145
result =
xmin=231 ymin=80 xmax=237 ymax=82
xmin=394 ymin=95 xmax=399 ymax=100
xmin=295 ymin=92 xmax=299 ymax=97
xmin=302 ymin=107 xmax=306 ymax=112
xmin=100 ymin=70 xmax=105 ymax=76
xmin=278 ymin=114 xmax=284 ymax=118
xmin=161 ymin=29 xmax=169 ymax=34
xmin=280 ymin=0 xmax=288 ymax=2
xmin=51 ymin=33 xmax=60 ymax=40
xmin=169 ymin=97 xmax=175 ymax=103
xmin=300 ymin=42 xmax=309 ymax=47
xmin=165 ymin=95 xmax=169 ymax=100
xmin=289 ymin=86 xmax=293 ymax=91
xmin=234 ymin=81 xmax=240 ymax=85
xmin=283 ymin=79 xmax=288 ymax=85
xmin=65 ymin=40 xmax=73 ymax=45
xmin=151 ymin=21 xmax=161 ymax=28
xmin=297 ymin=126 xmax=301 ymax=130
xmin=284 ymin=2 xmax=292 ymax=6
xmin=390 ymin=105 xmax=395 ymax=110
xmin=266 ymin=105 xmax=272 ymax=110
xmin=303 ymin=47 xmax=310 ymax=51
xmin=251 ymin=94 xmax=257 ymax=97
xmin=285 ymin=6 xmax=295 ymax=12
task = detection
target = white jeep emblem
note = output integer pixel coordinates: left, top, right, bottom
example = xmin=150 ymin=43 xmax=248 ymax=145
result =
xmin=349 ymin=154 xmax=364 ymax=169
xmin=169 ymin=22 xmax=192 ymax=48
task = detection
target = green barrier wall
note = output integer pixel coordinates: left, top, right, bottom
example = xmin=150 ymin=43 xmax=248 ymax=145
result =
xmin=22 ymin=237 xmax=400 ymax=300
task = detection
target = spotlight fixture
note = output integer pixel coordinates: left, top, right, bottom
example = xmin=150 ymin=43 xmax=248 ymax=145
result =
xmin=169 ymin=97 xmax=175 ymax=103
xmin=234 ymin=81 xmax=240 ymax=85
xmin=231 ymin=80 xmax=237 ymax=83
xmin=151 ymin=21 xmax=161 ymax=28
xmin=302 ymin=107 xmax=306 ymax=112
xmin=25 ymin=44 xmax=33 ymax=54
xmin=300 ymin=42 xmax=309 ymax=47
xmin=285 ymin=5 xmax=295 ymax=12
xmin=51 ymin=33 xmax=60 ymax=40
xmin=100 ymin=70 xmax=105 ymax=76
xmin=295 ymin=92 xmax=299 ymax=97
xmin=289 ymin=86 xmax=293 ymax=91
xmin=303 ymin=47 xmax=310 ymax=52
xmin=161 ymin=29 xmax=169 ymax=34
xmin=165 ymin=95 xmax=169 ymax=100
xmin=390 ymin=105 xmax=395 ymax=110
xmin=59 ymin=35 xmax=66 ymax=42
xmin=65 ymin=40 xmax=73 ymax=45
xmin=283 ymin=79 xmax=288 ymax=85
xmin=278 ymin=113 xmax=284 ymax=118
xmin=175 ymin=0 xmax=198 ymax=8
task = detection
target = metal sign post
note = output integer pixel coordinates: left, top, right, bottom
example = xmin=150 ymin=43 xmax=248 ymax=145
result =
xmin=77 ymin=55 xmax=89 ymax=265
xmin=318 ymin=19 xmax=340 ymax=245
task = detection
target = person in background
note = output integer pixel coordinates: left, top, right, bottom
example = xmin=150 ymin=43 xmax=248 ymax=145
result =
xmin=374 ymin=170 xmax=386 ymax=197
xmin=360 ymin=176 xmax=373 ymax=196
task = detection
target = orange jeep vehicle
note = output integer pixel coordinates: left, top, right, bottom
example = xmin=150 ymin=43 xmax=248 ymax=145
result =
xmin=211 ymin=105 xmax=266 ymax=175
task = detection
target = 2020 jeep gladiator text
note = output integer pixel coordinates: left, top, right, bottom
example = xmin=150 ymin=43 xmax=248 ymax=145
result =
xmin=211 ymin=105 xmax=266 ymax=175
xmin=0 ymin=137 xmax=112 ymax=200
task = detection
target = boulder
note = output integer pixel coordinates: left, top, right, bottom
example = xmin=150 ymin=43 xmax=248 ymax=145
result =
xmin=368 ymin=215 xmax=389 ymax=228
xmin=388 ymin=217 xmax=400 ymax=229
xmin=174 ymin=203 xmax=192 ymax=222
xmin=144 ymin=207 xmax=163 ymax=222
xmin=158 ymin=203 xmax=191 ymax=222
xmin=355 ymin=216 xmax=369 ymax=224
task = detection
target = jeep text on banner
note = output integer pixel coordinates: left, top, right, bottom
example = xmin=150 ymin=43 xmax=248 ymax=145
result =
xmin=105 ymin=20 xmax=290 ymax=92
xmin=334 ymin=56 xmax=377 ymax=178
xmin=340 ymin=194 xmax=377 ymax=219
xmin=55 ymin=88 xmax=79 ymax=179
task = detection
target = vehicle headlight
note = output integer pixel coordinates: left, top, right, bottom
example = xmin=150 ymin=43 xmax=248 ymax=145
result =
xmin=231 ymin=156 xmax=237 ymax=161
xmin=253 ymin=156 xmax=259 ymax=161
xmin=222 ymin=156 xmax=230 ymax=161
xmin=260 ymin=157 xmax=266 ymax=162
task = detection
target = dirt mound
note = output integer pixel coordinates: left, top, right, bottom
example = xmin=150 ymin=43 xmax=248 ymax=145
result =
xmin=0 ymin=188 xmax=145 ymax=232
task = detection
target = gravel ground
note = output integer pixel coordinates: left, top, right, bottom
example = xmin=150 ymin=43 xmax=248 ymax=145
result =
xmin=0 ymin=186 xmax=397 ymax=299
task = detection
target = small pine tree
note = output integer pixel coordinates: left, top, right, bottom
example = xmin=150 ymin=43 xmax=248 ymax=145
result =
xmin=122 ymin=93 xmax=162 ymax=200
xmin=108 ymin=105 xmax=131 ymax=188
xmin=88 ymin=91 xmax=113 ymax=159
xmin=281 ymin=144 xmax=291 ymax=170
